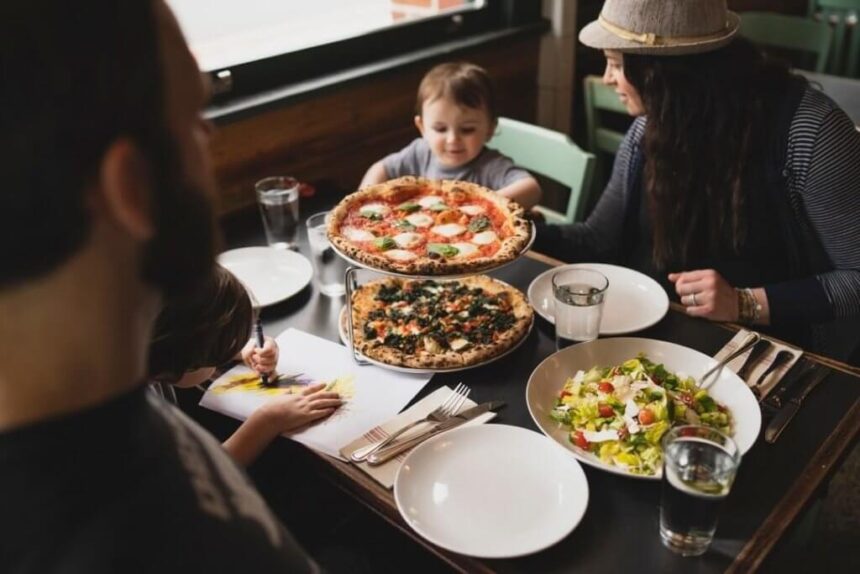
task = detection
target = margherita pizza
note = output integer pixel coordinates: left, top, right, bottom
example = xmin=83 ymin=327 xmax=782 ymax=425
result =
xmin=349 ymin=276 xmax=533 ymax=369
xmin=328 ymin=177 xmax=532 ymax=275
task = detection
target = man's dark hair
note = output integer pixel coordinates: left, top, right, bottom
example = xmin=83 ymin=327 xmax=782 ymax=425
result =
xmin=0 ymin=1 xmax=165 ymax=287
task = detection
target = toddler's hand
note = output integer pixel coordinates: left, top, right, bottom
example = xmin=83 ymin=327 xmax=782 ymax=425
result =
xmin=255 ymin=383 xmax=342 ymax=434
xmin=240 ymin=336 xmax=279 ymax=375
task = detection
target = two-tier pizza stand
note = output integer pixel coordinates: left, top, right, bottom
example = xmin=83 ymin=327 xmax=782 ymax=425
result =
xmin=330 ymin=223 xmax=537 ymax=373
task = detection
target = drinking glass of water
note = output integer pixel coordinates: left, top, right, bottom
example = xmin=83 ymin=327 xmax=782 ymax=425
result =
xmin=306 ymin=211 xmax=347 ymax=297
xmin=256 ymin=176 xmax=300 ymax=249
xmin=551 ymin=268 xmax=608 ymax=350
xmin=660 ymin=426 xmax=741 ymax=557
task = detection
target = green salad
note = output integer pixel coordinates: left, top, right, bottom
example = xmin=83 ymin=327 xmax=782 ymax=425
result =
xmin=550 ymin=354 xmax=733 ymax=476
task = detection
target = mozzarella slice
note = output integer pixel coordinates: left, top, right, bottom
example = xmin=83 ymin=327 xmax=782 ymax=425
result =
xmin=359 ymin=202 xmax=390 ymax=216
xmin=582 ymin=429 xmax=619 ymax=443
xmin=393 ymin=232 xmax=424 ymax=249
xmin=451 ymin=242 xmax=478 ymax=258
xmin=384 ymin=249 xmax=417 ymax=262
xmin=458 ymin=204 xmax=486 ymax=216
xmin=417 ymin=195 xmax=445 ymax=208
xmin=449 ymin=338 xmax=471 ymax=351
xmin=405 ymin=213 xmax=434 ymax=228
xmin=431 ymin=223 xmax=466 ymax=238
xmin=342 ymin=227 xmax=375 ymax=242
xmin=470 ymin=230 xmax=498 ymax=245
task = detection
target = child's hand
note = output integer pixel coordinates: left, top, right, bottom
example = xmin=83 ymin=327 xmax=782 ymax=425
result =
xmin=240 ymin=336 xmax=279 ymax=375
xmin=255 ymin=383 xmax=342 ymax=434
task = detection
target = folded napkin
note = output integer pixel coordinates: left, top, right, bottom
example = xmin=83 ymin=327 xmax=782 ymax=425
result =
xmin=713 ymin=329 xmax=802 ymax=399
xmin=340 ymin=386 xmax=496 ymax=489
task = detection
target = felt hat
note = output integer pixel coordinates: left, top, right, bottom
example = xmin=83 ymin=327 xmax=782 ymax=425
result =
xmin=579 ymin=0 xmax=740 ymax=55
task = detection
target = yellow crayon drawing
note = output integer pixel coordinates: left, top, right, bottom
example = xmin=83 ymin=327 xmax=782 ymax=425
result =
xmin=212 ymin=372 xmax=355 ymax=401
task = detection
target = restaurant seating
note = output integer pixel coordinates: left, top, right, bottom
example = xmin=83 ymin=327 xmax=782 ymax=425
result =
xmin=740 ymin=11 xmax=833 ymax=73
xmin=487 ymin=117 xmax=595 ymax=224
xmin=810 ymin=0 xmax=860 ymax=77
xmin=582 ymin=75 xmax=628 ymax=211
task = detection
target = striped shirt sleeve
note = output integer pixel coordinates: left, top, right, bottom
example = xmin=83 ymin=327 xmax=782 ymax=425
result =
xmin=767 ymin=88 xmax=860 ymax=322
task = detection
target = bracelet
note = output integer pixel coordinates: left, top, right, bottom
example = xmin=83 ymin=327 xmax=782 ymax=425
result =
xmin=736 ymin=288 xmax=761 ymax=324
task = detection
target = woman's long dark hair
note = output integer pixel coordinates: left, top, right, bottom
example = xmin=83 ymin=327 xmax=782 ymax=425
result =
xmin=623 ymin=38 xmax=805 ymax=270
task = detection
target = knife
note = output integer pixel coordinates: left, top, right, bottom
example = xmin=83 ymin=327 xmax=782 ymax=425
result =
xmin=366 ymin=401 xmax=505 ymax=466
xmin=764 ymin=367 xmax=830 ymax=444
xmin=762 ymin=360 xmax=818 ymax=411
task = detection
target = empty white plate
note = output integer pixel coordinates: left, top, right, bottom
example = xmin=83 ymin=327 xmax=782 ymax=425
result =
xmin=528 ymin=263 xmax=669 ymax=334
xmin=218 ymin=247 xmax=313 ymax=307
xmin=394 ymin=424 xmax=589 ymax=558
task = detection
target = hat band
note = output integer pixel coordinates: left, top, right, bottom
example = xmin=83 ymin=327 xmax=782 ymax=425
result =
xmin=598 ymin=14 xmax=730 ymax=46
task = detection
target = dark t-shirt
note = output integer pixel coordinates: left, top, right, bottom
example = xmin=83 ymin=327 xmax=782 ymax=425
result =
xmin=0 ymin=387 xmax=317 ymax=573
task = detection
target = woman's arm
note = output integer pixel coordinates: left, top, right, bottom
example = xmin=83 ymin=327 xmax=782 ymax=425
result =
xmin=532 ymin=118 xmax=645 ymax=262
xmin=766 ymin=96 xmax=860 ymax=324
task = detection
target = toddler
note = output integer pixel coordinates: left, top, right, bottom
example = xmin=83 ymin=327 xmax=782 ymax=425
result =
xmin=361 ymin=61 xmax=541 ymax=209
xmin=148 ymin=265 xmax=341 ymax=465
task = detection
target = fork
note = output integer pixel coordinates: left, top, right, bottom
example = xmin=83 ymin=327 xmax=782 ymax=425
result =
xmin=701 ymin=332 xmax=760 ymax=390
xmin=349 ymin=383 xmax=470 ymax=462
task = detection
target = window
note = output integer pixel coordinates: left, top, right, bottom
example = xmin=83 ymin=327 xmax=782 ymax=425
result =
xmin=170 ymin=0 xmax=486 ymax=72
xmin=167 ymin=0 xmax=543 ymax=105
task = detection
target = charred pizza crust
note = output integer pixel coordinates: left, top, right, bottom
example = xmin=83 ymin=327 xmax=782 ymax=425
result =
xmin=349 ymin=275 xmax=533 ymax=369
xmin=328 ymin=177 xmax=532 ymax=275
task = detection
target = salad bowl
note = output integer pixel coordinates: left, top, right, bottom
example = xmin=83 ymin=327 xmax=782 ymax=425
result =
xmin=526 ymin=337 xmax=761 ymax=480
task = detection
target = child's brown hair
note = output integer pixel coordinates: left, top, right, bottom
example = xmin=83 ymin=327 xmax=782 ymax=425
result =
xmin=148 ymin=265 xmax=253 ymax=382
xmin=415 ymin=62 xmax=497 ymax=124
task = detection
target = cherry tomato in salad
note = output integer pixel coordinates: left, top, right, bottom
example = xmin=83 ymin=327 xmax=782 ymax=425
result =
xmin=598 ymin=403 xmax=614 ymax=418
xmin=638 ymin=408 xmax=655 ymax=425
xmin=598 ymin=382 xmax=615 ymax=394
xmin=573 ymin=431 xmax=589 ymax=449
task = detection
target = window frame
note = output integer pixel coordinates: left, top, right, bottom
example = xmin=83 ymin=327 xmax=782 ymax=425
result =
xmin=203 ymin=0 xmax=543 ymax=107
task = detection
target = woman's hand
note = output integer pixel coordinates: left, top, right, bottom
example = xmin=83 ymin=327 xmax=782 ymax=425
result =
xmin=254 ymin=383 xmax=342 ymax=435
xmin=240 ymin=336 xmax=279 ymax=375
xmin=668 ymin=269 xmax=739 ymax=322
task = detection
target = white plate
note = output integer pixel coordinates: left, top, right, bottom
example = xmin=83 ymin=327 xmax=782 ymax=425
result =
xmin=527 ymin=263 xmax=669 ymax=334
xmin=526 ymin=337 xmax=761 ymax=480
xmin=395 ymin=424 xmax=589 ymax=558
xmin=218 ymin=247 xmax=313 ymax=307
xmin=337 ymin=306 xmax=533 ymax=374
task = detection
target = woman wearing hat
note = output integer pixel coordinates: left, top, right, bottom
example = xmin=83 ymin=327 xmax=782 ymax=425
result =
xmin=536 ymin=0 xmax=860 ymax=359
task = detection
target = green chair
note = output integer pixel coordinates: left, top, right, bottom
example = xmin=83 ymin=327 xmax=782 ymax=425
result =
xmin=809 ymin=0 xmax=860 ymax=77
xmin=740 ymin=11 xmax=833 ymax=73
xmin=486 ymin=117 xmax=595 ymax=224
xmin=583 ymin=75 xmax=628 ymax=157
xmin=582 ymin=75 xmax=629 ymax=213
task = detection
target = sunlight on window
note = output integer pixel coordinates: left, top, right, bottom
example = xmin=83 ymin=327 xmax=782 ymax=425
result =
xmin=169 ymin=0 xmax=483 ymax=71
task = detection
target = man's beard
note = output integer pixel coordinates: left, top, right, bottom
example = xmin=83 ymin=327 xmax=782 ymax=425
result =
xmin=140 ymin=142 xmax=221 ymax=299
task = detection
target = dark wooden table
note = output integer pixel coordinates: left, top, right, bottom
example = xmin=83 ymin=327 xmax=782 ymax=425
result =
xmin=216 ymin=199 xmax=860 ymax=573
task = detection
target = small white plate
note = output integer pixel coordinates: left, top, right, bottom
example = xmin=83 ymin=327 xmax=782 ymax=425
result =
xmin=395 ymin=424 xmax=589 ymax=558
xmin=527 ymin=263 xmax=669 ymax=334
xmin=526 ymin=337 xmax=761 ymax=480
xmin=337 ymin=307 xmax=533 ymax=374
xmin=218 ymin=247 xmax=313 ymax=307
